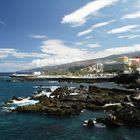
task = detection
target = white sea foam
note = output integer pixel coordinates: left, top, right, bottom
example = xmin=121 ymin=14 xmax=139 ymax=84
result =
xmin=40 ymin=86 xmax=48 ymax=88
xmin=94 ymin=119 xmax=106 ymax=128
xmin=69 ymin=93 xmax=79 ymax=96
xmin=50 ymin=95 xmax=55 ymax=98
xmin=33 ymin=85 xmax=59 ymax=91
xmin=94 ymin=123 xmax=106 ymax=128
xmin=81 ymin=109 xmax=86 ymax=113
xmin=3 ymin=98 xmax=39 ymax=112
xmin=50 ymin=86 xmax=59 ymax=92
xmin=33 ymin=86 xmax=39 ymax=88
xmin=2 ymin=106 xmax=16 ymax=112
xmin=134 ymin=95 xmax=140 ymax=100
xmin=33 ymin=86 xmax=38 ymax=88
xmin=84 ymin=120 xmax=88 ymax=123
xmin=35 ymin=91 xmax=52 ymax=97
xmin=83 ymin=120 xmax=106 ymax=128
xmin=69 ymin=87 xmax=76 ymax=89
xmin=33 ymin=85 xmax=48 ymax=89
xmin=83 ymin=123 xmax=87 ymax=126
xmin=103 ymin=103 xmax=121 ymax=107
xmin=8 ymin=97 xmax=39 ymax=106
xmin=49 ymin=81 xmax=58 ymax=83
xmin=126 ymin=102 xmax=134 ymax=107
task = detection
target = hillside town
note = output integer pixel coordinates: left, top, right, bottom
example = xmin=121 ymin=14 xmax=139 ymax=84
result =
xmin=81 ymin=56 xmax=140 ymax=75
xmin=39 ymin=55 xmax=140 ymax=77
xmin=10 ymin=56 xmax=140 ymax=81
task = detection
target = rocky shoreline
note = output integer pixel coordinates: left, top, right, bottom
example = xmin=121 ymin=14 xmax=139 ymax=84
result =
xmin=4 ymin=83 xmax=140 ymax=127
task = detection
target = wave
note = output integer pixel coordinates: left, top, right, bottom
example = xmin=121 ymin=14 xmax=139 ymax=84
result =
xmin=34 ymin=91 xmax=52 ymax=97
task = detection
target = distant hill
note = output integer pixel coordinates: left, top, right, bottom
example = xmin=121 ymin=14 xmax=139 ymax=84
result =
xmin=24 ymin=51 xmax=140 ymax=73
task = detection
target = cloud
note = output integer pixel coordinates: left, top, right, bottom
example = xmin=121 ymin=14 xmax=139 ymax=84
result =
xmin=1 ymin=41 xmax=140 ymax=71
xmin=30 ymin=38 xmax=140 ymax=68
xmin=118 ymin=34 xmax=140 ymax=39
xmin=122 ymin=11 xmax=140 ymax=19
xmin=0 ymin=48 xmax=16 ymax=58
xmin=87 ymin=43 xmax=101 ymax=48
xmin=78 ymin=29 xmax=93 ymax=37
xmin=30 ymin=39 xmax=96 ymax=67
xmin=135 ymin=0 xmax=140 ymax=9
xmin=0 ymin=62 xmax=33 ymax=72
xmin=0 ymin=21 xmax=6 ymax=26
xmin=40 ymin=40 xmax=95 ymax=58
xmin=29 ymin=34 xmax=48 ymax=39
xmin=85 ymin=44 xmax=140 ymax=60
xmin=104 ymin=44 xmax=140 ymax=55
xmin=78 ymin=20 xmax=115 ymax=36
xmin=0 ymin=54 xmax=8 ymax=58
xmin=107 ymin=25 xmax=139 ymax=34
xmin=31 ymin=43 xmax=140 ymax=67
xmin=0 ymin=48 xmax=47 ymax=59
xmin=74 ymin=41 xmax=86 ymax=46
xmin=122 ymin=0 xmax=128 ymax=3
xmin=85 ymin=36 xmax=94 ymax=39
xmin=61 ymin=0 xmax=119 ymax=27
xmin=0 ymin=48 xmax=16 ymax=53
xmin=12 ymin=52 xmax=48 ymax=58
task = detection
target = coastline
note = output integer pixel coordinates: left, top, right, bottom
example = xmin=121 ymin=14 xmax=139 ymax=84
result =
xmin=4 ymin=77 xmax=140 ymax=127
xmin=1 ymin=74 xmax=140 ymax=140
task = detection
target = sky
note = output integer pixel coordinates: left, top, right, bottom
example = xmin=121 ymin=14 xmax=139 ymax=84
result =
xmin=0 ymin=0 xmax=140 ymax=72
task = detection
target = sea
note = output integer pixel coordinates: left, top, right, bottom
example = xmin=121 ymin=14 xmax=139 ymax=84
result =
xmin=0 ymin=73 xmax=140 ymax=140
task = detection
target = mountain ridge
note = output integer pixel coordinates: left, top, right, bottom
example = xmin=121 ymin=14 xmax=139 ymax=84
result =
xmin=23 ymin=51 xmax=140 ymax=73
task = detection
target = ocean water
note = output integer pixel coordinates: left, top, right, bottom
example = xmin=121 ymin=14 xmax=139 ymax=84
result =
xmin=0 ymin=76 xmax=140 ymax=140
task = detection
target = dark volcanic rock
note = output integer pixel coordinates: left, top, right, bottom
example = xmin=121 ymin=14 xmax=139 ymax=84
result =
xmin=51 ymin=87 xmax=70 ymax=98
xmin=86 ymin=104 xmax=102 ymax=111
xmin=16 ymin=85 xmax=126 ymax=116
xmin=5 ymin=99 xmax=13 ymax=104
xmin=88 ymin=85 xmax=101 ymax=93
xmin=7 ymin=84 xmax=140 ymax=125
xmin=12 ymin=96 xmax=23 ymax=101
xmin=113 ymin=105 xmax=140 ymax=126
xmin=16 ymin=97 xmax=83 ymax=116
xmin=113 ymin=73 xmax=139 ymax=84
xmin=87 ymin=119 xmax=94 ymax=127
xmin=45 ymin=88 xmax=52 ymax=92
xmin=16 ymin=104 xmax=43 ymax=113
xmin=96 ymin=104 xmax=140 ymax=127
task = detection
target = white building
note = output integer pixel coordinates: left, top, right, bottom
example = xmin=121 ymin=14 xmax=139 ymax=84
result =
xmin=33 ymin=71 xmax=41 ymax=76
